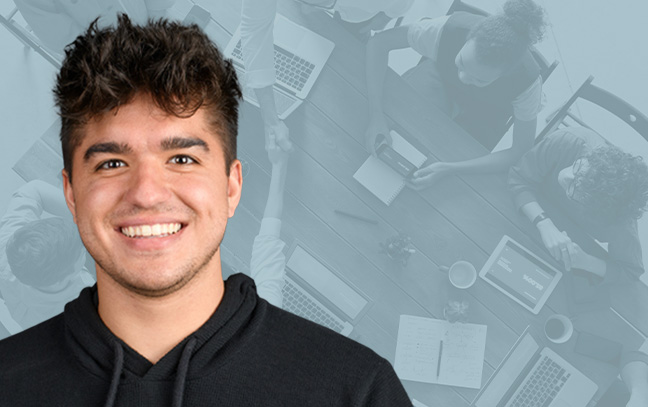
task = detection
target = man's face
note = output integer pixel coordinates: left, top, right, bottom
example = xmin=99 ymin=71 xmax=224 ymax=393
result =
xmin=62 ymin=94 xmax=242 ymax=297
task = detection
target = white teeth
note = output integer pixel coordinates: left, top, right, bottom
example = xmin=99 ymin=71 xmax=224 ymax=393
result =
xmin=120 ymin=223 xmax=182 ymax=238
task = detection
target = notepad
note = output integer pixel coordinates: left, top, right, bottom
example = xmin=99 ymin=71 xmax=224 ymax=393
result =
xmin=353 ymin=131 xmax=427 ymax=205
xmin=394 ymin=315 xmax=487 ymax=389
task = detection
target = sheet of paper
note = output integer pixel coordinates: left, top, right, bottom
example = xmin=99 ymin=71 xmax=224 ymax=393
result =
xmin=395 ymin=315 xmax=487 ymax=389
xmin=438 ymin=322 xmax=488 ymax=389
xmin=394 ymin=315 xmax=443 ymax=383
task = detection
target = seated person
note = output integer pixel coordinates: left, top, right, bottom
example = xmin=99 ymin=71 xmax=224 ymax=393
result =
xmin=0 ymin=181 xmax=94 ymax=331
xmin=365 ymin=0 xmax=546 ymax=189
xmin=239 ymin=0 xmax=414 ymax=156
xmin=508 ymin=127 xmax=648 ymax=284
xmin=250 ymin=144 xmax=291 ymax=308
xmin=596 ymin=351 xmax=648 ymax=407
xmin=15 ymin=0 xmax=176 ymax=54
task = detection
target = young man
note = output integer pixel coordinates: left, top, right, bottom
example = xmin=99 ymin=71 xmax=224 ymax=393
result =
xmin=0 ymin=15 xmax=410 ymax=406
xmin=508 ymin=126 xmax=648 ymax=283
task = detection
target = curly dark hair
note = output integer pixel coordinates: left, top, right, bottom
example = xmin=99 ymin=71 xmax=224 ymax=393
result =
xmin=6 ymin=217 xmax=83 ymax=287
xmin=54 ymin=14 xmax=242 ymax=181
xmin=573 ymin=145 xmax=648 ymax=221
xmin=468 ymin=0 xmax=546 ymax=67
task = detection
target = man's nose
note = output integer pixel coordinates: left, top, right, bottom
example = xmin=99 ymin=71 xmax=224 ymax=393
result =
xmin=125 ymin=161 xmax=172 ymax=208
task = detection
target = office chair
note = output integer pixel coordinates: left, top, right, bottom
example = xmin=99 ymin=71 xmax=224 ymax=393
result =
xmin=0 ymin=6 xmax=61 ymax=68
xmin=536 ymin=75 xmax=648 ymax=143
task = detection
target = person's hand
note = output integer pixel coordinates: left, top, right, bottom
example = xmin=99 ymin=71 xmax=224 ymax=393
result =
xmin=364 ymin=114 xmax=391 ymax=156
xmin=407 ymin=162 xmax=453 ymax=191
xmin=537 ymin=220 xmax=576 ymax=270
xmin=265 ymin=120 xmax=293 ymax=153
xmin=267 ymin=142 xmax=290 ymax=167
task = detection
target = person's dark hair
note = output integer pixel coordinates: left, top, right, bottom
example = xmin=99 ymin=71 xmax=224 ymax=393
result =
xmin=573 ymin=145 xmax=648 ymax=221
xmin=54 ymin=14 xmax=242 ymax=181
xmin=468 ymin=0 xmax=546 ymax=67
xmin=6 ymin=217 xmax=83 ymax=288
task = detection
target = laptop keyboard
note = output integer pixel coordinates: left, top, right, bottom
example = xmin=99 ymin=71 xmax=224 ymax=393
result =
xmin=508 ymin=356 xmax=570 ymax=407
xmin=232 ymin=40 xmax=315 ymax=92
xmin=282 ymin=277 xmax=346 ymax=334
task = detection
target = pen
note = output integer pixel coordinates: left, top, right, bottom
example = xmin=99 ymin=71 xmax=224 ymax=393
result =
xmin=334 ymin=209 xmax=379 ymax=224
xmin=436 ymin=341 xmax=443 ymax=378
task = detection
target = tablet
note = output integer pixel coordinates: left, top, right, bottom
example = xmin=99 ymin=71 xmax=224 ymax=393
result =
xmin=479 ymin=236 xmax=562 ymax=314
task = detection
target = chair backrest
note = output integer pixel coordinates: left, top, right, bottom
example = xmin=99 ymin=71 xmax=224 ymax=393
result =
xmin=0 ymin=7 xmax=61 ymax=68
xmin=536 ymin=75 xmax=648 ymax=143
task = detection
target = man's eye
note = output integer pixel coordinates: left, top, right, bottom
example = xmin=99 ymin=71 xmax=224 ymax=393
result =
xmin=170 ymin=155 xmax=196 ymax=165
xmin=98 ymin=160 xmax=126 ymax=170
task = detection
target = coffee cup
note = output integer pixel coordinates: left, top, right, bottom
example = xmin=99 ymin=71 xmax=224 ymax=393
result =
xmin=447 ymin=261 xmax=477 ymax=289
xmin=544 ymin=314 xmax=573 ymax=344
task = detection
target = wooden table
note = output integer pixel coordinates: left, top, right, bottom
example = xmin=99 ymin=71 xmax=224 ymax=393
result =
xmin=12 ymin=0 xmax=648 ymax=405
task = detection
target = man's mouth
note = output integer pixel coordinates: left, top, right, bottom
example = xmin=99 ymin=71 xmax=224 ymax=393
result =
xmin=120 ymin=223 xmax=183 ymax=238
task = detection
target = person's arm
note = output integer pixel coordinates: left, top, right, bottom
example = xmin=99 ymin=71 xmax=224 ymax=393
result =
xmin=508 ymin=132 xmax=592 ymax=271
xmin=621 ymin=353 xmax=648 ymax=407
xmin=240 ymin=0 xmax=292 ymax=152
xmin=250 ymin=147 xmax=290 ymax=307
xmin=409 ymin=76 xmax=542 ymax=189
xmin=409 ymin=116 xmax=537 ymax=189
xmin=364 ymin=25 xmax=410 ymax=154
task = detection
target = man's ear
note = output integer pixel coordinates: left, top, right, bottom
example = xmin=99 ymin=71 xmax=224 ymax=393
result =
xmin=227 ymin=160 xmax=243 ymax=218
xmin=62 ymin=169 xmax=77 ymax=223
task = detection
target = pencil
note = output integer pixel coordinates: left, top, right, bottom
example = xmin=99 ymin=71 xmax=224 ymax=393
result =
xmin=334 ymin=209 xmax=379 ymax=224
xmin=436 ymin=341 xmax=443 ymax=378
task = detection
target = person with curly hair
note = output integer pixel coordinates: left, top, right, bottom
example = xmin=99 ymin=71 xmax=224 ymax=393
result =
xmin=0 ymin=15 xmax=411 ymax=407
xmin=508 ymin=126 xmax=648 ymax=283
xmin=365 ymin=0 xmax=547 ymax=189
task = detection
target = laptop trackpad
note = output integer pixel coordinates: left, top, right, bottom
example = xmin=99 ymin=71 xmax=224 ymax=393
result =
xmin=553 ymin=400 xmax=570 ymax=407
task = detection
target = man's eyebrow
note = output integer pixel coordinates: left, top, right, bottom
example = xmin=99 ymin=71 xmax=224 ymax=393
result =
xmin=84 ymin=142 xmax=133 ymax=162
xmin=161 ymin=136 xmax=210 ymax=152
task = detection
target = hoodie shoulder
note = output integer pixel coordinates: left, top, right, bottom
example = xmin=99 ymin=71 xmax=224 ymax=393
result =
xmin=0 ymin=313 xmax=67 ymax=370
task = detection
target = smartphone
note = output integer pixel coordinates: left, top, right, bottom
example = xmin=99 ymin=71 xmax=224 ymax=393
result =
xmin=574 ymin=331 xmax=622 ymax=365
xmin=376 ymin=143 xmax=416 ymax=178
xmin=183 ymin=5 xmax=211 ymax=29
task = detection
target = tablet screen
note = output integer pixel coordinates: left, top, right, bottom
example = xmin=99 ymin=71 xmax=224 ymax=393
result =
xmin=483 ymin=240 xmax=558 ymax=309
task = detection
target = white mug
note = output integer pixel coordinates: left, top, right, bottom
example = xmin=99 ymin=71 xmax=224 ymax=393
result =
xmin=447 ymin=261 xmax=477 ymax=289
xmin=544 ymin=314 xmax=574 ymax=344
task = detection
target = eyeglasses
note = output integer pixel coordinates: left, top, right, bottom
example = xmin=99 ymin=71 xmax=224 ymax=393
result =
xmin=565 ymin=158 xmax=585 ymax=199
xmin=294 ymin=0 xmax=338 ymax=11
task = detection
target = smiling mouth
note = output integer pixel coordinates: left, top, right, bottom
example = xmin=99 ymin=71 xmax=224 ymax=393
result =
xmin=120 ymin=223 xmax=183 ymax=238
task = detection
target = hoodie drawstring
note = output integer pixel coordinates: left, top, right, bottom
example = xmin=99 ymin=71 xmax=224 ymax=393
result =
xmin=104 ymin=341 xmax=125 ymax=407
xmin=172 ymin=337 xmax=197 ymax=407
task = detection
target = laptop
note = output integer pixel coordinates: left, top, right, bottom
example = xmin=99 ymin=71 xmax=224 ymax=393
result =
xmin=283 ymin=243 xmax=369 ymax=337
xmin=225 ymin=14 xmax=335 ymax=119
xmin=480 ymin=236 xmax=562 ymax=314
xmin=473 ymin=327 xmax=598 ymax=407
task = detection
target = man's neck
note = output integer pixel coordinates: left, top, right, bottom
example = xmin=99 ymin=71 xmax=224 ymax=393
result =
xmin=96 ymin=261 xmax=225 ymax=364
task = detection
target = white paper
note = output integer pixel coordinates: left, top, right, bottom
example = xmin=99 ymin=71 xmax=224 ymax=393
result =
xmin=395 ymin=315 xmax=487 ymax=389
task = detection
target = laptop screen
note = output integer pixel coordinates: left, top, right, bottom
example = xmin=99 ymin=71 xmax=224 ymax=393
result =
xmin=474 ymin=332 xmax=539 ymax=407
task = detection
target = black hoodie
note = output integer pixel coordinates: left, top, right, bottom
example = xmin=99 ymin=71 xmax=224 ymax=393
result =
xmin=0 ymin=273 xmax=411 ymax=406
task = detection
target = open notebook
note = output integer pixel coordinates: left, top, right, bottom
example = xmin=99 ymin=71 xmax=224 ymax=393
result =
xmin=354 ymin=131 xmax=427 ymax=205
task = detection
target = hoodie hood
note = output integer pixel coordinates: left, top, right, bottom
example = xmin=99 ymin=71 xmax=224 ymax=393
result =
xmin=63 ymin=273 xmax=260 ymax=407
